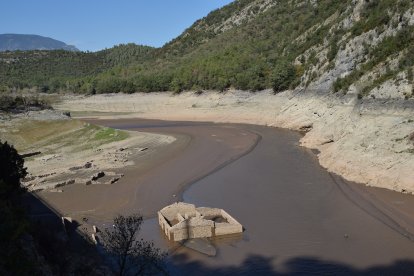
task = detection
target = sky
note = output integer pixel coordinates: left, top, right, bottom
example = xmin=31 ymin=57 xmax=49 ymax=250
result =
xmin=0 ymin=0 xmax=234 ymax=51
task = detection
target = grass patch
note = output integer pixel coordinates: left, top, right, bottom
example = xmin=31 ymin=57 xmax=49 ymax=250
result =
xmin=0 ymin=119 xmax=129 ymax=155
xmin=41 ymin=123 xmax=129 ymax=152
xmin=0 ymin=120 xmax=85 ymax=151
xmin=94 ymin=127 xmax=128 ymax=143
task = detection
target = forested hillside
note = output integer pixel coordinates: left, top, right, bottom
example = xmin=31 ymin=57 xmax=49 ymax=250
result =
xmin=0 ymin=44 xmax=155 ymax=94
xmin=1 ymin=0 xmax=414 ymax=100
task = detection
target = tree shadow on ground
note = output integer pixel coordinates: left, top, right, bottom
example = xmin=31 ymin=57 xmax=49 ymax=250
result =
xmin=22 ymin=192 xmax=105 ymax=275
xmin=169 ymin=252 xmax=414 ymax=276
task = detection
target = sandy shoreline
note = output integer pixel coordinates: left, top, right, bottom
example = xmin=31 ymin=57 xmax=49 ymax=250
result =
xmin=56 ymin=90 xmax=414 ymax=194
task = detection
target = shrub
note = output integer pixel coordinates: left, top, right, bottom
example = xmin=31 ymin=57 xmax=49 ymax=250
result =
xmin=0 ymin=141 xmax=30 ymax=274
xmin=0 ymin=95 xmax=51 ymax=112
xmin=407 ymin=67 xmax=413 ymax=83
xmin=327 ymin=35 xmax=339 ymax=61
xmin=272 ymin=60 xmax=296 ymax=93
xmin=0 ymin=95 xmax=15 ymax=111
xmin=0 ymin=141 xmax=27 ymax=197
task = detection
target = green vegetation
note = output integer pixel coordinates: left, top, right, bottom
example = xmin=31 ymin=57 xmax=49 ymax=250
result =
xmin=272 ymin=60 xmax=296 ymax=93
xmin=327 ymin=34 xmax=340 ymax=62
xmin=1 ymin=0 xmax=414 ymax=96
xmin=350 ymin=0 xmax=410 ymax=37
xmin=334 ymin=24 xmax=414 ymax=95
xmin=0 ymin=141 xmax=31 ymax=274
xmin=30 ymin=123 xmax=130 ymax=153
xmin=0 ymin=95 xmax=51 ymax=112
xmin=0 ymin=141 xmax=27 ymax=198
xmin=0 ymin=0 xmax=352 ymax=93
xmin=0 ymin=120 xmax=130 ymax=158
xmin=94 ymin=127 xmax=129 ymax=143
xmin=104 ymin=43 xmax=155 ymax=66
xmin=140 ymin=0 xmax=350 ymax=92
xmin=0 ymin=50 xmax=107 ymax=91
xmin=0 ymin=44 xmax=154 ymax=93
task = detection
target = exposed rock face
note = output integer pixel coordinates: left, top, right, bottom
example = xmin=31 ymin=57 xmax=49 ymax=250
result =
xmin=300 ymin=1 xmax=414 ymax=99
xmin=278 ymin=92 xmax=414 ymax=194
xmin=167 ymin=0 xmax=277 ymax=49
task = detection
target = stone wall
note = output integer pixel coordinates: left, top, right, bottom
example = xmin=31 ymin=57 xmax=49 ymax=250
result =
xmin=158 ymin=202 xmax=243 ymax=242
xmin=171 ymin=219 xmax=213 ymax=241
xmin=214 ymin=210 xmax=243 ymax=236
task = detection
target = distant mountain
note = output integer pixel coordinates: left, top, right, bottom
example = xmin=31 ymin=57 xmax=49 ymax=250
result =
xmin=0 ymin=34 xmax=79 ymax=52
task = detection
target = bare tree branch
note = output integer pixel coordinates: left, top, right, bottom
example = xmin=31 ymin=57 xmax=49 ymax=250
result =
xmin=100 ymin=214 xmax=168 ymax=276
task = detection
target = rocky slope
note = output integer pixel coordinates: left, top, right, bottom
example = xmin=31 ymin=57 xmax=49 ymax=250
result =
xmin=299 ymin=0 xmax=414 ymax=100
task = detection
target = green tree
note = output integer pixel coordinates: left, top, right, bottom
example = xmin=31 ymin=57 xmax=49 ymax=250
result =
xmin=0 ymin=85 xmax=9 ymax=93
xmin=327 ymin=36 xmax=339 ymax=61
xmin=170 ymin=77 xmax=184 ymax=94
xmin=0 ymin=141 xmax=27 ymax=197
xmin=0 ymin=141 xmax=31 ymax=274
xmin=272 ymin=60 xmax=296 ymax=93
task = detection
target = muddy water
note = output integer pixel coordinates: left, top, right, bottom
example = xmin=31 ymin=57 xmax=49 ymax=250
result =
xmin=175 ymin=125 xmax=414 ymax=274
xmin=125 ymin=121 xmax=414 ymax=275
xmin=48 ymin=118 xmax=414 ymax=275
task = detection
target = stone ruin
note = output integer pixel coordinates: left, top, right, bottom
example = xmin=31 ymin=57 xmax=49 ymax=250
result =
xmin=158 ymin=202 xmax=243 ymax=241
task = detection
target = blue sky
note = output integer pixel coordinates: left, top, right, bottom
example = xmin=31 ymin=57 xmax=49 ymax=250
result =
xmin=0 ymin=0 xmax=234 ymax=51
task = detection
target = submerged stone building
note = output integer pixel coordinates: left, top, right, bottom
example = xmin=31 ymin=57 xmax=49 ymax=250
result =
xmin=158 ymin=202 xmax=243 ymax=241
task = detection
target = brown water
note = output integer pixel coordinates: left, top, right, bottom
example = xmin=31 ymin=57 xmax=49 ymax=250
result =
xmin=133 ymin=121 xmax=414 ymax=275
xmin=42 ymin=119 xmax=414 ymax=275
